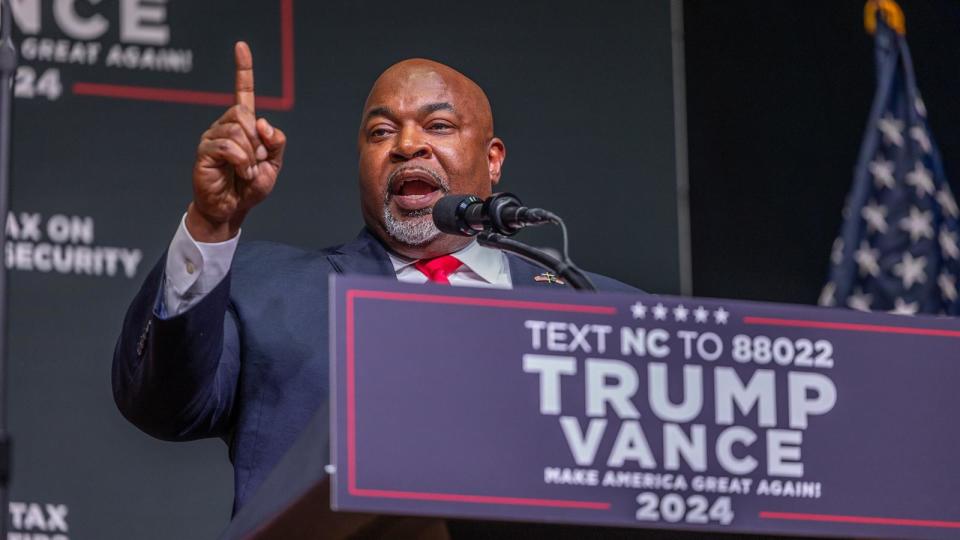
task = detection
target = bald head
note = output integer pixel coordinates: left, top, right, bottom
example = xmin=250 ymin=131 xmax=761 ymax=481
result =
xmin=362 ymin=59 xmax=494 ymax=139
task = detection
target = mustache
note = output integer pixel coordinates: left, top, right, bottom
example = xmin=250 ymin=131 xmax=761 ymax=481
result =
xmin=385 ymin=166 xmax=451 ymax=198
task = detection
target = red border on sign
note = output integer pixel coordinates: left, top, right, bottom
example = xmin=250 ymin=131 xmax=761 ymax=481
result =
xmin=744 ymin=315 xmax=960 ymax=338
xmin=72 ymin=0 xmax=295 ymax=111
xmin=345 ymin=288 xmax=614 ymax=511
xmin=759 ymin=511 xmax=960 ymax=529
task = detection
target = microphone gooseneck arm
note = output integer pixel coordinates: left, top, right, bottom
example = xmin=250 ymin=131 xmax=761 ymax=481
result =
xmin=433 ymin=192 xmax=597 ymax=291
xmin=476 ymin=231 xmax=597 ymax=292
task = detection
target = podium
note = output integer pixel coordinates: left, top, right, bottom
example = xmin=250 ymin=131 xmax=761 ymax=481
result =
xmin=218 ymin=403 xmax=449 ymax=540
xmin=218 ymin=405 xmax=717 ymax=540
xmin=221 ymin=276 xmax=960 ymax=540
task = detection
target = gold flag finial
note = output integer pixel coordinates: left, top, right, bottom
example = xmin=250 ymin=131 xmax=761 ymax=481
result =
xmin=865 ymin=0 xmax=906 ymax=36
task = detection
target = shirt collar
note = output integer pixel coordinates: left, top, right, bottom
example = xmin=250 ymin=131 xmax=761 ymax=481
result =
xmin=387 ymin=240 xmax=506 ymax=284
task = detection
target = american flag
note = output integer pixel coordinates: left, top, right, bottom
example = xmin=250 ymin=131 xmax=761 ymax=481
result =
xmin=820 ymin=13 xmax=960 ymax=316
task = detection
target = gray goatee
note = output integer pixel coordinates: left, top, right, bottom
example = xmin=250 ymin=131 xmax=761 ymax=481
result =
xmin=382 ymin=167 xmax=450 ymax=247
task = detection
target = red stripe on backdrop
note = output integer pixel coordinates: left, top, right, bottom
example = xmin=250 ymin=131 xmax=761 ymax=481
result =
xmin=73 ymin=0 xmax=295 ymax=111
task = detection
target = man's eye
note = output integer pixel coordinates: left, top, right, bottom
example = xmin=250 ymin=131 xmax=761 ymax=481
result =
xmin=370 ymin=128 xmax=392 ymax=137
xmin=427 ymin=122 xmax=452 ymax=132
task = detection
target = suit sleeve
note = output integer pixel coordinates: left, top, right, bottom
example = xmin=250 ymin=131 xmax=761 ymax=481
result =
xmin=112 ymin=254 xmax=241 ymax=441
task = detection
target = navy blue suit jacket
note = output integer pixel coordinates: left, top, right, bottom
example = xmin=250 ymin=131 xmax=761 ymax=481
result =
xmin=112 ymin=229 xmax=636 ymax=513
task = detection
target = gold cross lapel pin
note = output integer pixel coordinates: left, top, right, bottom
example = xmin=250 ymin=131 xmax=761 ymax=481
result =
xmin=534 ymin=272 xmax=566 ymax=285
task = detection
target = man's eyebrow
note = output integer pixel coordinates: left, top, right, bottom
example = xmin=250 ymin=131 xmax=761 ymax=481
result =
xmin=420 ymin=102 xmax=455 ymax=115
xmin=364 ymin=102 xmax=455 ymax=122
xmin=365 ymin=106 xmax=394 ymax=121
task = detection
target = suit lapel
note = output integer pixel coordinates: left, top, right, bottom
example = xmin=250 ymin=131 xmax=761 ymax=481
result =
xmin=326 ymin=229 xmax=396 ymax=278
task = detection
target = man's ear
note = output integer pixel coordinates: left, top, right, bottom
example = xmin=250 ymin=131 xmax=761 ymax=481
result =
xmin=487 ymin=137 xmax=506 ymax=186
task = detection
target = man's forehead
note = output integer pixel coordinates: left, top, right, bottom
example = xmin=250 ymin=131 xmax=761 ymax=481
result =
xmin=363 ymin=59 xmax=490 ymax=120
xmin=366 ymin=76 xmax=455 ymax=114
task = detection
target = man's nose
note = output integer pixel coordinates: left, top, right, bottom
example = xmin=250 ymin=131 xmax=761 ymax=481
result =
xmin=390 ymin=125 xmax=431 ymax=162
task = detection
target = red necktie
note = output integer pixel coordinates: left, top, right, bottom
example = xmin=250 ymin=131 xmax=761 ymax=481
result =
xmin=414 ymin=255 xmax=463 ymax=284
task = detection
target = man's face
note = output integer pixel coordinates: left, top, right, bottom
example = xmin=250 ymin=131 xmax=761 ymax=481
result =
xmin=358 ymin=61 xmax=505 ymax=258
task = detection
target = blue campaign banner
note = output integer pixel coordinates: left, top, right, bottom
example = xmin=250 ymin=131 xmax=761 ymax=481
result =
xmin=329 ymin=275 xmax=960 ymax=539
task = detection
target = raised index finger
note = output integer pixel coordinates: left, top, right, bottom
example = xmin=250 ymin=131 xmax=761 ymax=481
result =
xmin=234 ymin=41 xmax=255 ymax=112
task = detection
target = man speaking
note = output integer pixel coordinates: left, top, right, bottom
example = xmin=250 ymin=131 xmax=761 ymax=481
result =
xmin=112 ymin=42 xmax=634 ymax=513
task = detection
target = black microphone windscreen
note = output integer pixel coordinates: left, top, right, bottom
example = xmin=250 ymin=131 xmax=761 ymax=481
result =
xmin=432 ymin=194 xmax=476 ymax=236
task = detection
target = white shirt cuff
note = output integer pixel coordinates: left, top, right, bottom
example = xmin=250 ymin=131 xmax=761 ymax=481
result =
xmin=162 ymin=214 xmax=240 ymax=316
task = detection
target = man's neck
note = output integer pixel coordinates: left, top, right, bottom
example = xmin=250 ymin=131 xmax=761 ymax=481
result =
xmin=372 ymin=229 xmax=473 ymax=260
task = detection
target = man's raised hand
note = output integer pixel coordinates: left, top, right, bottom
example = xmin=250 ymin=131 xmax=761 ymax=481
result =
xmin=188 ymin=41 xmax=287 ymax=242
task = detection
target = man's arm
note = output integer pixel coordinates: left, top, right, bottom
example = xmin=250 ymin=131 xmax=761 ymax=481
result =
xmin=112 ymin=42 xmax=286 ymax=440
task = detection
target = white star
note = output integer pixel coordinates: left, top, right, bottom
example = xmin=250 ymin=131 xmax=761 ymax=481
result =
xmin=713 ymin=307 xmax=729 ymax=325
xmin=653 ymin=303 xmax=668 ymax=321
xmin=893 ymin=253 xmax=927 ymax=289
xmin=899 ymin=206 xmax=934 ymax=243
xmin=915 ymin=96 xmax=927 ymax=117
xmin=847 ymin=288 xmax=873 ymax=312
xmin=869 ymin=158 xmax=896 ymax=190
xmin=939 ymin=272 xmax=957 ymax=302
xmin=878 ymin=113 xmax=905 ymax=147
xmin=910 ymin=126 xmax=932 ymax=154
xmin=936 ymin=189 xmax=959 ymax=218
xmin=854 ymin=241 xmax=881 ymax=277
xmin=940 ymin=229 xmax=960 ymax=259
xmin=673 ymin=304 xmax=689 ymax=322
xmin=819 ymin=282 xmax=836 ymax=307
xmin=862 ymin=200 xmax=888 ymax=234
xmin=905 ymin=162 xmax=935 ymax=198
xmin=693 ymin=306 xmax=709 ymax=323
xmin=830 ymin=238 xmax=844 ymax=265
xmin=890 ymin=297 xmax=919 ymax=316
xmin=630 ymin=301 xmax=647 ymax=319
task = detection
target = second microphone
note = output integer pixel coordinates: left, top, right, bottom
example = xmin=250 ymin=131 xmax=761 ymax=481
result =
xmin=433 ymin=193 xmax=556 ymax=237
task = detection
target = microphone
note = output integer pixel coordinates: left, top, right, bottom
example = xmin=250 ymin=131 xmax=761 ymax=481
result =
xmin=433 ymin=192 xmax=556 ymax=236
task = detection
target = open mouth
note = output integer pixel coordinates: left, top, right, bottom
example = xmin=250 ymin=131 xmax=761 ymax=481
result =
xmin=388 ymin=168 xmax=447 ymax=212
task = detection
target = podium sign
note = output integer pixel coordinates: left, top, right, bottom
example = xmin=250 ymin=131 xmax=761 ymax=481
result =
xmin=329 ymin=276 xmax=960 ymax=539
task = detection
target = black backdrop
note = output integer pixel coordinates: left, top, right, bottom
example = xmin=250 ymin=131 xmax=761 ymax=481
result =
xmin=6 ymin=1 xmax=680 ymax=537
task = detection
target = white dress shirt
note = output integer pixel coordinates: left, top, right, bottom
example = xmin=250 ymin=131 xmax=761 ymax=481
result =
xmin=386 ymin=240 xmax=511 ymax=289
xmin=162 ymin=215 xmax=513 ymax=316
